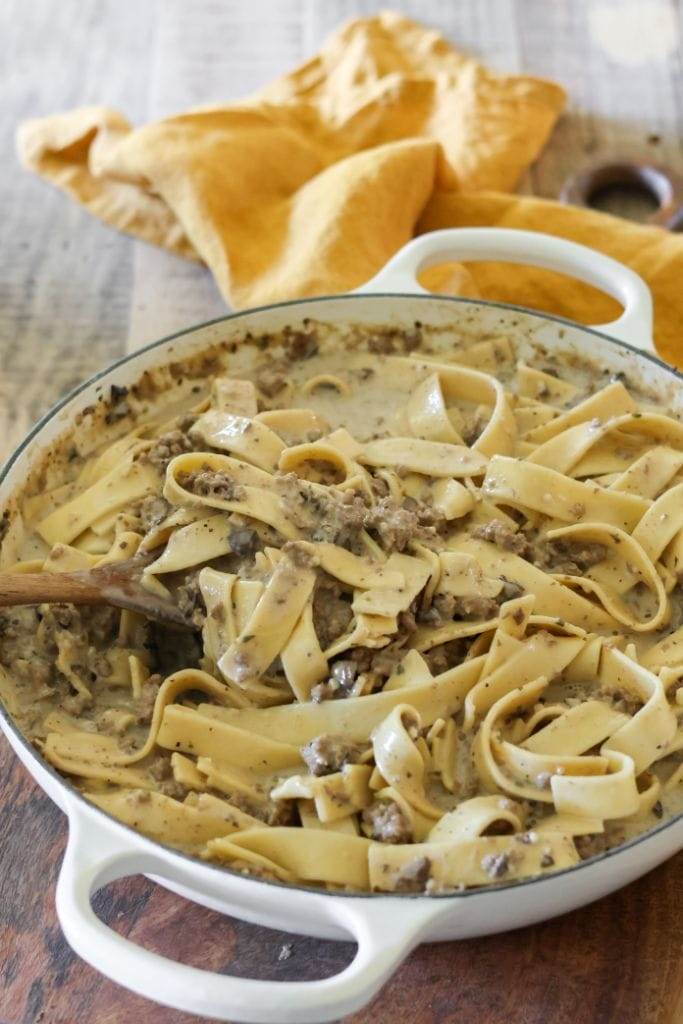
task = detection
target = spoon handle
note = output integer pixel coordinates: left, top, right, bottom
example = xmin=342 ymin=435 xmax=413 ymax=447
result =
xmin=0 ymin=568 xmax=193 ymax=629
xmin=0 ymin=571 xmax=104 ymax=607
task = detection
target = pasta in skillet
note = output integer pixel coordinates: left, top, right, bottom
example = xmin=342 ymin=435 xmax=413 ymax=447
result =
xmin=1 ymin=320 xmax=683 ymax=894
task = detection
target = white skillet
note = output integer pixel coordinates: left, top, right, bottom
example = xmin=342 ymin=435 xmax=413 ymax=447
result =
xmin=1 ymin=228 xmax=680 ymax=1023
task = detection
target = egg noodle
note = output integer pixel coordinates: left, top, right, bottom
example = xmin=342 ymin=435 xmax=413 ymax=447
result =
xmin=2 ymin=326 xmax=683 ymax=893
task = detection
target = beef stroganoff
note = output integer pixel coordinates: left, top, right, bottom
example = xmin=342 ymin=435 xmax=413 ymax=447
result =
xmin=1 ymin=321 xmax=683 ymax=894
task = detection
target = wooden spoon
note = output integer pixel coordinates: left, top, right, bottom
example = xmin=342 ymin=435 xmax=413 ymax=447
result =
xmin=0 ymin=557 xmax=194 ymax=629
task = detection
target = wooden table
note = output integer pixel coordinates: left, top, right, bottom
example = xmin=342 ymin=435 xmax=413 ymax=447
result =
xmin=2 ymin=2 xmax=683 ymax=1022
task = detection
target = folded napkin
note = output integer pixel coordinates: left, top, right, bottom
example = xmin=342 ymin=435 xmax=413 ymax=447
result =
xmin=17 ymin=11 xmax=683 ymax=367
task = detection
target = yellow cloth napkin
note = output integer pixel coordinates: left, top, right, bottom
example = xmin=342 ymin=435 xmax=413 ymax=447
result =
xmin=16 ymin=12 xmax=683 ymax=367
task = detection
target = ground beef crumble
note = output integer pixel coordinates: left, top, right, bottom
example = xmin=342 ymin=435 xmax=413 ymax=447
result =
xmin=311 ymin=641 xmax=404 ymax=702
xmin=534 ymin=538 xmax=607 ymax=576
xmin=472 ymin=519 xmax=531 ymax=557
xmin=472 ymin=520 xmax=607 ymax=578
xmin=300 ymin=734 xmax=363 ymax=776
xmin=310 ymin=658 xmax=358 ymax=703
xmin=278 ymin=475 xmax=366 ymax=549
xmin=363 ymin=497 xmax=445 ymax=552
xmin=362 ymin=800 xmax=412 ymax=844
xmin=278 ymin=476 xmax=444 ymax=553
xmin=178 ymin=468 xmax=245 ymax=502
xmin=420 ymin=592 xmax=499 ymax=625
xmin=149 ymin=754 xmax=187 ymax=799
xmin=144 ymin=429 xmax=198 ymax=473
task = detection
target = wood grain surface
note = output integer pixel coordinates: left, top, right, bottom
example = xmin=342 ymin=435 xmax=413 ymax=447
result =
xmin=2 ymin=2 xmax=683 ymax=1022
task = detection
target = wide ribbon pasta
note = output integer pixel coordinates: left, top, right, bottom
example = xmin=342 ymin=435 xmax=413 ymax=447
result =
xmin=8 ymin=329 xmax=683 ymax=899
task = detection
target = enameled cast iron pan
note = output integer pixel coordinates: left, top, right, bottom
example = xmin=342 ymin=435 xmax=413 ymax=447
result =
xmin=1 ymin=228 xmax=681 ymax=1023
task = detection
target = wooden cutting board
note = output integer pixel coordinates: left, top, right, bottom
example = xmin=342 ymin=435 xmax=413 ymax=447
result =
xmin=1 ymin=736 xmax=682 ymax=1024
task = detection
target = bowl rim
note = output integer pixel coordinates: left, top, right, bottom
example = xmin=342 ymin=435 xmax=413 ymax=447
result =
xmin=1 ymin=289 xmax=682 ymax=903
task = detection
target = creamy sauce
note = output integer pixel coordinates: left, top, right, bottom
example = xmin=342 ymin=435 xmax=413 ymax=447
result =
xmin=1 ymin=321 xmax=681 ymax=889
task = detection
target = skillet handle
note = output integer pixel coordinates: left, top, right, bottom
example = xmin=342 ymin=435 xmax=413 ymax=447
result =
xmin=56 ymin=804 xmax=445 ymax=1024
xmin=356 ymin=227 xmax=655 ymax=354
